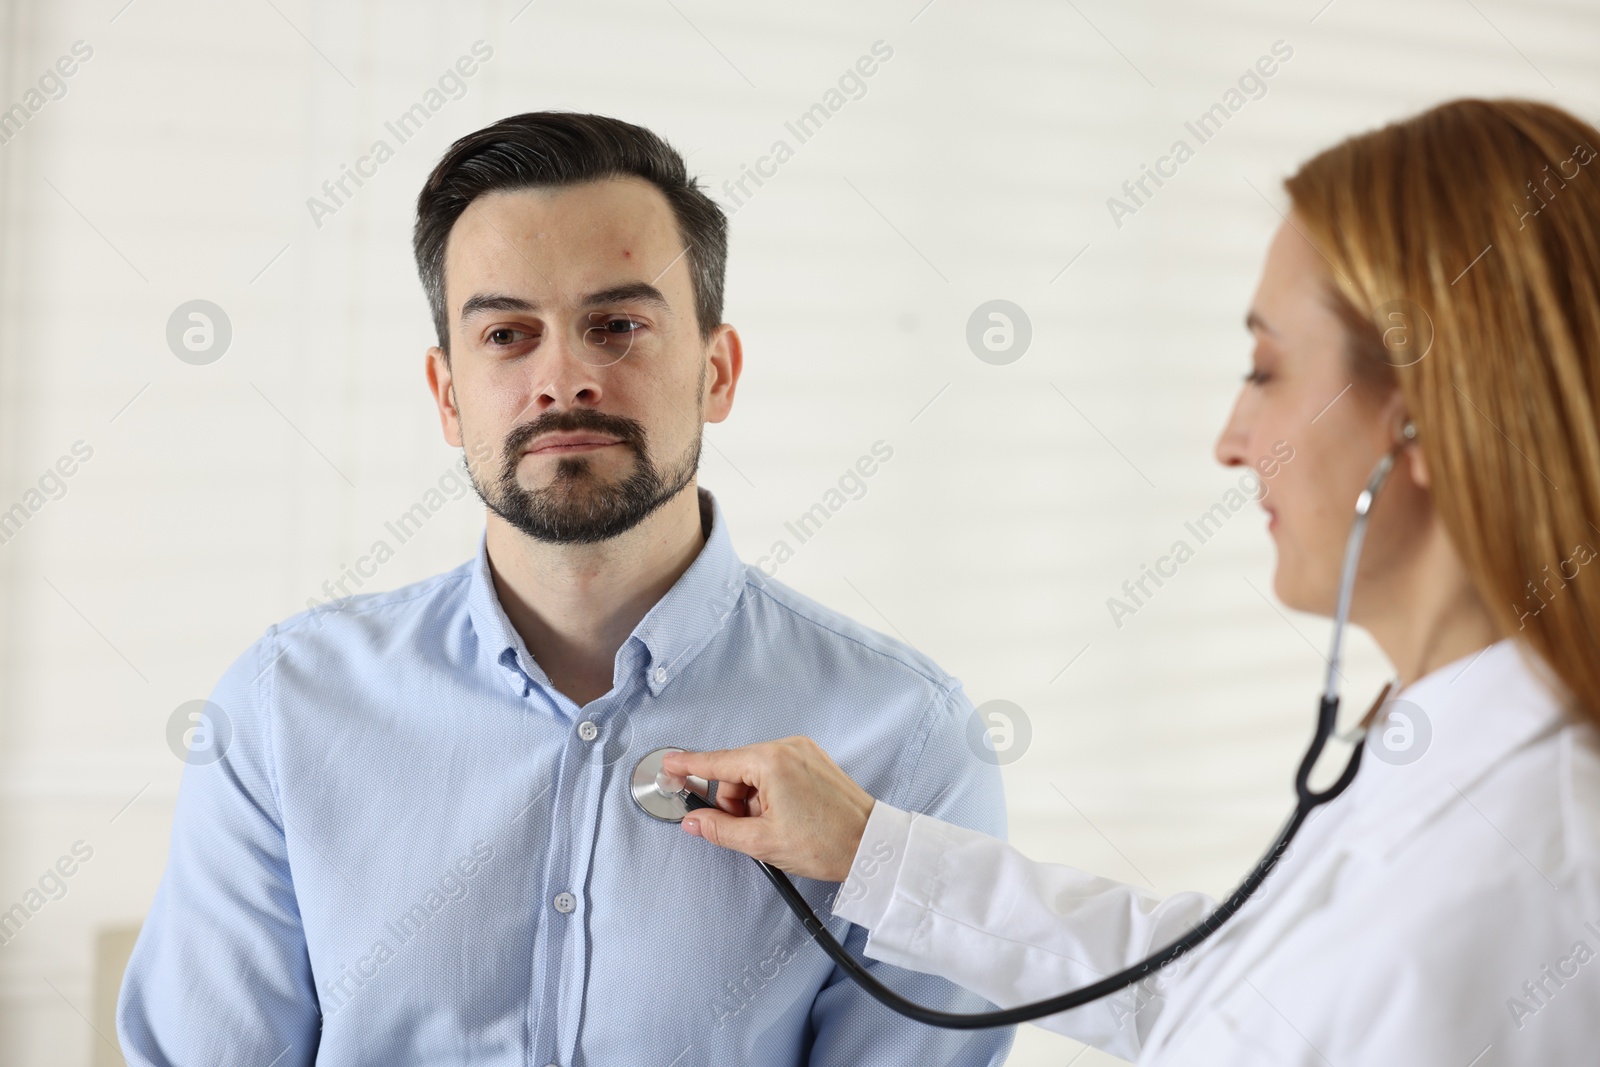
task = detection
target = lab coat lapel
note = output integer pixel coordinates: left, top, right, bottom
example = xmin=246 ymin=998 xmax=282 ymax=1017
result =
xmin=1146 ymin=638 xmax=1573 ymax=1059
xmin=1340 ymin=639 xmax=1570 ymax=864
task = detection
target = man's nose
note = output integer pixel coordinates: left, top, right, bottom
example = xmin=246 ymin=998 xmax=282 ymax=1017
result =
xmin=530 ymin=326 xmax=606 ymax=409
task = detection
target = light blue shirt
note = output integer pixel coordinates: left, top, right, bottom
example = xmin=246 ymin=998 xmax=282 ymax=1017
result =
xmin=118 ymin=487 xmax=1013 ymax=1066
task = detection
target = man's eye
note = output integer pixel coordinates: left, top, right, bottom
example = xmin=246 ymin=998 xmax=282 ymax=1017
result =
xmin=1243 ymin=368 xmax=1271 ymax=386
xmin=593 ymin=317 xmax=644 ymax=335
xmin=487 ymin=327 xmax=531 ymax=346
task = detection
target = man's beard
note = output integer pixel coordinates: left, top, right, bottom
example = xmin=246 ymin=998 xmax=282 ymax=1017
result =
xmin=466 ymin=406 xmax=700 ymax=545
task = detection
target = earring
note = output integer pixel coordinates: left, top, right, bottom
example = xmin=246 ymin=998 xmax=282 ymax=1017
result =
xmin=1401 ymin=420 xmax=1417 ymax=442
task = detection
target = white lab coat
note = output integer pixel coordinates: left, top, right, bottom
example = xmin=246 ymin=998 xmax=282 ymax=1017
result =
xmin=832 ymin=638 xmax=1600 ymax=1065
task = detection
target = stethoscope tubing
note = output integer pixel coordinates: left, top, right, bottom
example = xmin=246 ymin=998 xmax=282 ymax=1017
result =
xmin=685 ymin=437 xmax=1410 ymax=1029
xmin=686 ymin=757 xmax=1344 ymax=1029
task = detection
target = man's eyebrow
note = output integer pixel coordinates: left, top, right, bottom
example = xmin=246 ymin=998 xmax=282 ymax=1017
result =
xmin=458 ymin=283 xmax=672 ymax=323
xmin=460 ymin=293 xmax=536 ymax=321
xmin=581 ymin=281 xmax=671 ymax=312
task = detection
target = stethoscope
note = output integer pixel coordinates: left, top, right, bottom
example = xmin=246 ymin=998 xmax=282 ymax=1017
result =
xmin=630 ymin=426 xmax=1415 ymax=1029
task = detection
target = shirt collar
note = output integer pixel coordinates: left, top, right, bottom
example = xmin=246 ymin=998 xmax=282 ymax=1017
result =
xmin=464 ymin=487 xmax=747 ymax=702
xmin=1344 ymin=636 xmax=1575 ymax=857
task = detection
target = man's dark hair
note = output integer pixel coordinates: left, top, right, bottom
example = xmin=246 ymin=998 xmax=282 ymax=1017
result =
xmin=413 ymin=111 xmax=727 ymax=357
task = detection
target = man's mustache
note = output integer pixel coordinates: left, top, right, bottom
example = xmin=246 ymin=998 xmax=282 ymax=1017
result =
xmin=503 ymin=409 xmax=647 ymax=458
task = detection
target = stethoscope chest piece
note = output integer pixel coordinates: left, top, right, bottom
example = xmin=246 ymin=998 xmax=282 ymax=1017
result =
xmin=631 ymin=746 xmax=714 ymax=822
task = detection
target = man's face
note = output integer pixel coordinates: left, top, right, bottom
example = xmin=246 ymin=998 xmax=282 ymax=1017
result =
xmin=427 ymin=177 xmax=736 ymax=544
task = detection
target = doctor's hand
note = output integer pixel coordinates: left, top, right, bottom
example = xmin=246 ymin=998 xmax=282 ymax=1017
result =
xmin=659 ymin=738 xmax=875 ymax=883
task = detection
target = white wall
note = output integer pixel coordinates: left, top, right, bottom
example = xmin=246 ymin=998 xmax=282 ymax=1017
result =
xmin=1 ymin=1 xmax=1597 ymax=1063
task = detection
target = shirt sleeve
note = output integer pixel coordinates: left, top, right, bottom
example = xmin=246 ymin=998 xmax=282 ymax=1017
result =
xmin=833 ymin=796 xmax=1219 ymax=1058
xmin=805 ymin=681 xmax=1016 ymax=1066
xmin=117 ymin=627 xmax=321 ymax=1067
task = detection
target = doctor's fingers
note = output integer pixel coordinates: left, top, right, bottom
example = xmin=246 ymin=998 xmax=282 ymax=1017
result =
xmin=661 ymin=738 xmax=807 ymax=790
xmin=685 ymin=799 xmax=855 ymax=881
xmin=710 ymin=779 xmax=753 ymax=813
xmin=681 ymin=805 xmax=781 ymax=864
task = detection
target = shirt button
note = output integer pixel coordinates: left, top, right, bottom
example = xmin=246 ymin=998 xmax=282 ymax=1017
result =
xmin=653 ymin=666 xmax=667 ymax=684
xmin=577 ymin=721 xmax=599 ymax=742
xmin=553 ymin=891 xmax=576 ymax=914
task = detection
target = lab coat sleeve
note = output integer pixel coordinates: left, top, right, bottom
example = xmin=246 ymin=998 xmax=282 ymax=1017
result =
xmin=832 ymin=800 xmax=914 ymax=931
xmin=805 ymin=681 xmax=1016 ymax=1066
xmin=836 ymin=800 xmax=1219 ymax=1060
xmin=117 ymin=627 xmax=321 ymax=1067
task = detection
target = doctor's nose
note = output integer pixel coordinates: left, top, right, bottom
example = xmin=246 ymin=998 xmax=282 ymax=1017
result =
xmin=1214 ymin=401 xmax=1251 ymax=470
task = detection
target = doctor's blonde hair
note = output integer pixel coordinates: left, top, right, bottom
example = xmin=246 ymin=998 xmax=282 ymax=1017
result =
xmin=1285 ymin=98 xmax=1600 ymax=725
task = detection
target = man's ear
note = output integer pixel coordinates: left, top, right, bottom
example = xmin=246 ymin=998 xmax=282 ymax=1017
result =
xmin=703 ymin=323 xmax=743 ymax=424
xmin=427 ymin=346 xmax=463 ymax=447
